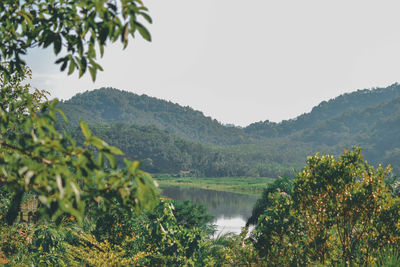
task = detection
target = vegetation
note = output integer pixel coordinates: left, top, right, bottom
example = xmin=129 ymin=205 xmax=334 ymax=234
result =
xmin=0 ymin=0 xmax=157 ymax=224
xmin=0 ymin=0 xmax=151 ymax=80
xmin=0 ymin=69 xmax=157 ymax=225
xmin=2 ymin=143 xmax=400 ymax=265
xmin=56 ymin=85 xmax=400 ymax=177
xmin=157 ymin=176 xmax=275 ymax=195
xmin=61 ymin=121 xmax=298 ymax=177
xmin=56 ymin=88 xmax=245 ymax=145
xmin=247 ymin=148 xmax=400 ymax=266
xmin=1 ymin=0 xmax=400 ymax=266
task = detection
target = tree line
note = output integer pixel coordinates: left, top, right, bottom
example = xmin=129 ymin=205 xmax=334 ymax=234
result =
xmin=57 ymin=85 xmax=400 ymax=177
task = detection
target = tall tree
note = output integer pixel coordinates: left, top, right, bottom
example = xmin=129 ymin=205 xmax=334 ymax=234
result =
xmin=0 ymin=0 xmax=157 ymax=225
xmin=294 ymin=147 xmax=395 ymax=265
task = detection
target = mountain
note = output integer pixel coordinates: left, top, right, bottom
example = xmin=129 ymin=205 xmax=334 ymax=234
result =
xmin=57 ymin=88 xmax=246 ymax=145
xmin=57 ymin=84 xmax=400 ymax=177
xmin=68 ymin=122 xmax=259 ymax=177
xmin=245 ymin=83 xmax=400 ymax=137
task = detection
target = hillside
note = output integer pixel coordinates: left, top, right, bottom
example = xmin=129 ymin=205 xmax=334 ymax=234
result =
xmin=68 ymin=122 xmax=264 ymax=177
xmin=245 ymin=83 xmax=400 ymax=137
xmin=58 ymin=84 xmax=400 ymax=176
xmin=57 ymin=88 xmax=246 ymax=145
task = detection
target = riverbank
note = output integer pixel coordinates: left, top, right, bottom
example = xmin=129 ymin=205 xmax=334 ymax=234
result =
xmin=154 ymin=176 xmax=275 ymax=195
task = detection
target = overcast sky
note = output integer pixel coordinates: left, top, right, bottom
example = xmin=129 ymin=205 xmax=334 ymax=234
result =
xmin=26 ymin=0 xmax=400 ymax=126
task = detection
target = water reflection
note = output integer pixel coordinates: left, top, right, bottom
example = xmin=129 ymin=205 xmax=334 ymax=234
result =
xmin=214 ymin=217 xmax=248 ymax=236
xmin=161 ymin=186 xmax=259 ymax=235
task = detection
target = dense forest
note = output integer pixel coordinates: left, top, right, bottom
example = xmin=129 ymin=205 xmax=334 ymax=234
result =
xmin=57 ymin=84 xmax=400 ymax=177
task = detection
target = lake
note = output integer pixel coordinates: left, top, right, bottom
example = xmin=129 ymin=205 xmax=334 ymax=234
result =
xmin=161 ymin=186 xmax=260 ymax=236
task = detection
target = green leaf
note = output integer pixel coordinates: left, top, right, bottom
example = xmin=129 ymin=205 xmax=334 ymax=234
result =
xmin=88 ymin=136 xmax=107 ymax=149
xmin=88 ymin=40 xmax=96 ymax=58
xmin=89 ymin=66 xmax=96 ymax=81
xmin=53 ymin=34 xmax=62 ymax=55
xmin=140 ymin=12 xmax=152 ymax=24
xmin=43 ymin=31 xmax=53 ymax=48
xmin=60 ymin=59 xmax=68 ymax=71
xmin=99 ymin=25 xmax=109 ymax=45
xmin=18 ymin=10 xmax=33 ymax=27
xmin=99 ymin=43 xmax=105 ymax=57
xmin=135 ymin=22 xmax=151 ymax=41
xmin=132 ymin=161 xmax=141 ymax=172
xmin=68 ymin=59 xmax=76 ymax=75
xmin=80 ymin=120 xmax=91 ymax=139
xmin=108 ymin=145 xmax=124 ymax=156
xmin=97 ymin=152 xmax=104 ymax=166
xmin=79 ymin=57 xmax=87 ymax=77
xmin=105 ymin=152 xmax=117 ymax=169
xmin=55 ymin=56 xmax=66 ymax=64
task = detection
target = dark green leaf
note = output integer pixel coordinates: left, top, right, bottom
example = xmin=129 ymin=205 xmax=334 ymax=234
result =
xmin=135 ymin=22 xmax=151 ymax=41
xmin=53 ymin=34 xmax=62 ymax=54
xmin=89 ymin=66 xmax=96 ymax=81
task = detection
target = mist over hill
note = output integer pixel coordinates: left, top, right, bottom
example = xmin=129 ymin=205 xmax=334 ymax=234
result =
xmin=58 ymin=84 xmax=400 ymax=177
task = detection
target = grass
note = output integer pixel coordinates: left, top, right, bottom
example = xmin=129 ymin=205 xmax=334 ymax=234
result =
xmin=153 ymin=176 xmax=276 ymax=195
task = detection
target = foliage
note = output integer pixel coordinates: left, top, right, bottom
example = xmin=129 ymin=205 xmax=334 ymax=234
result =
xmin=57 ymin=86 xmax=400 ymax=178
xmin=246 ymin=148 xmax=400 ymax=266
xmin=89 ymin=197 xmax=216 ymax=266
xmin=0 ymin=0 xmax=157 ymax=226
xmin=140 ymin=199 xmax=207 ymax=266
xmin=57 ymin=87 xmax=246 ymax=145
xmin=247 ymin=177 xmax=306 ymax=266
xmin=65 ymin=229 xmax=148 ymax=266
xmin=68 ymin=122 xmax=212 ymax=174
xmin=0 ymin=0 xmax=152 ymax=80
xmin=0 ymin=68 xmax=158 ymax=226
xmin=170 ymin=199 xmax=214 ymax=232
xmin=386 ymin=175 xmax=400 ymax=197
xmin=1 ymin=148 xmax=400 ymax=266
xmin=374 ymin=247 xmax=400 ymax=267
xmin=29 ymin=223 xmax=67 ymax=265
xmin=204 ymin=229 xmax=265 ymax=266
xmin=0 ymin=223 xmax=32 ymax=262
xmin=138 ymin=199 xmax=263 ymax=266
xmin=247 ymin=176 xmax=293 ymax=225
xmin=65 ymin=121 xmax=287 ymax=177
xmin=2 ymin=3 xmax=400 ymax=263
xmin=294 ymin=147 xmax=398 ymax=266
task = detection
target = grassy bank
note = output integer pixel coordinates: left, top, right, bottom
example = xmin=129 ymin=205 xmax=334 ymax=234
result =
xmin=154 ymin=176 xmax=275 ymax=195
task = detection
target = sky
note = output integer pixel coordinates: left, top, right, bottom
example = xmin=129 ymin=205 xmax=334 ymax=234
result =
xmin=26 ymin=0 xmax=400 ymax=127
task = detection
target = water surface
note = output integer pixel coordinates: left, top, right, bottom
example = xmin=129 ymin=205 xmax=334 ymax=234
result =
xmin=161 ymin=186 xmax=259 ymax=236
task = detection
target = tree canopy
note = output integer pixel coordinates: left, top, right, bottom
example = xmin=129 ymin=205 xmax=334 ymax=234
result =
xmin=0 ymin=0 xmax=157 ymax=225
xmin=0 ymin=0 xmax=151 ymax=80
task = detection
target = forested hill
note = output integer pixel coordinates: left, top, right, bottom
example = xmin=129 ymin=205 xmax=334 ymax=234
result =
xmin=58 ymin=84 xmax=400 ymax=145
xmin=57 ymin=84 xmax=400 ymax=177
xmin=245 ymin=83 xmax=400 ymax=137
xmin=57 ymin=88 xmax=246 ymax=145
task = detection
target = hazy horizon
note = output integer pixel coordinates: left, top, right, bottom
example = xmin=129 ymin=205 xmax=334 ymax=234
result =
xmin=62 ymin=82 xmax=399 ymax=128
